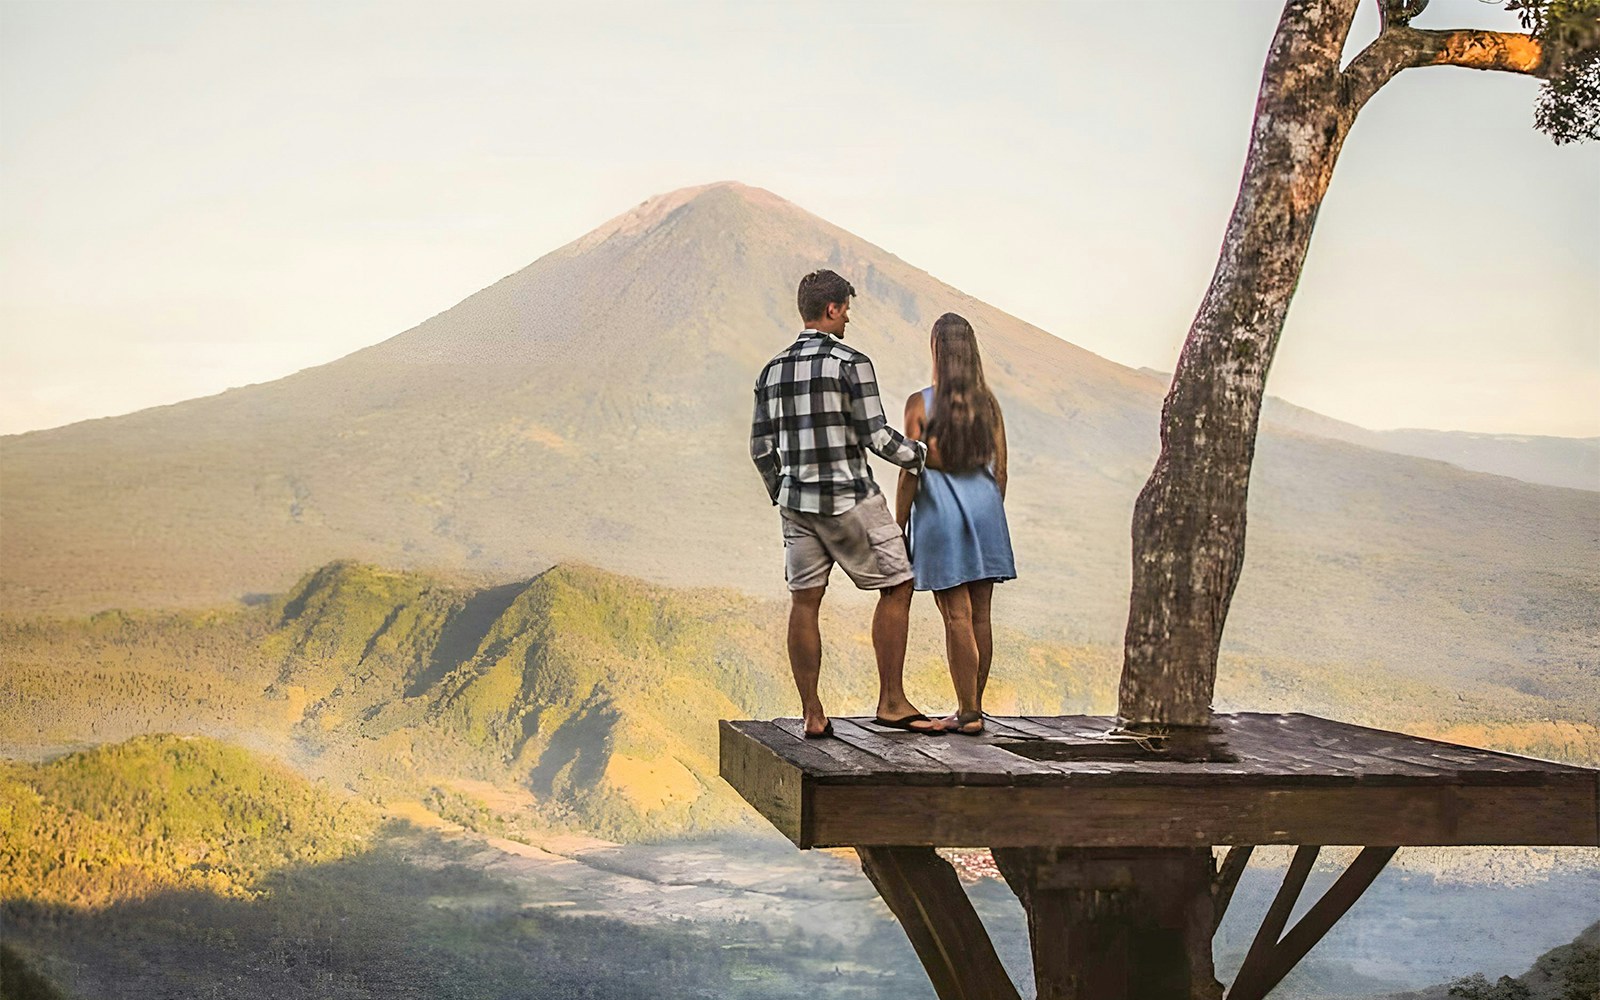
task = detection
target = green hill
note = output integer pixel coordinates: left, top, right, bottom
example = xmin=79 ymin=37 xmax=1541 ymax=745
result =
xmin=0 ymin=733 xmax=375 ymax=907
xmin=5 ymin=560 xmax=1596 ymax=846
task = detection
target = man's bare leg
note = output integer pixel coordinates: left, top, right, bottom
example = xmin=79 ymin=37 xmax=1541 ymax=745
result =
xmin=788 ymin=586 xmax=829 ymax=736
xmin=872 ymin=580 xmax=937 ymax=731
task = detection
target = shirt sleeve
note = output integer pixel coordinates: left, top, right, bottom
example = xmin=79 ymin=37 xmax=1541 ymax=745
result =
xmin=845 ymin=356 xmax=927 ymax=471
xmin=749 ymin=389 xmax=782 ymax=504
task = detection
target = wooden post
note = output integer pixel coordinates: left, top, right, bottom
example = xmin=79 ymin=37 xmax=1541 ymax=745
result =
xmin=856 ymin=846 xmax=1021 ymax=1000
xmin=992 ymin=847 xmax=1223 ymax=1000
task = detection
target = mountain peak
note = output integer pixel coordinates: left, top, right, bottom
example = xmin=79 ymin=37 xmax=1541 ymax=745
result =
xmin=572 ymin=181 xmax=796 ymax=252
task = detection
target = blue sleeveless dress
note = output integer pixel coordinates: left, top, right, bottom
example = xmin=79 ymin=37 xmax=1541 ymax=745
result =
xmin=909 ymin=387 xmax=1017 ymax=592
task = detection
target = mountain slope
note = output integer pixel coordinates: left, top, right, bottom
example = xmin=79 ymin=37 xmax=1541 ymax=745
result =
xmin=2 ymin=182 xmax=1595 ymax=697
xmin=1136 ymin=368 xmax=1599 ymax=492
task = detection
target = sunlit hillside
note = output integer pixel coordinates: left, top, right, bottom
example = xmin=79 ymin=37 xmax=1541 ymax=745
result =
xmin=5 ymin=561 xmax=1595 ymax=848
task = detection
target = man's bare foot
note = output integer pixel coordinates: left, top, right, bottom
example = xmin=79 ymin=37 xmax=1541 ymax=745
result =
xmin=803 ymin=708 xmax=831 ymax=738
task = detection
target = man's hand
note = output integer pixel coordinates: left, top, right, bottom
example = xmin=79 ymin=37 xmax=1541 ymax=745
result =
xmin=752 ymin=440 xmax=782 ymax=504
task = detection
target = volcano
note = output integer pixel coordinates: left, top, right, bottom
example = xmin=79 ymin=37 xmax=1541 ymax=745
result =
xmin=3 ymin=182 xmax=1594 ymax=694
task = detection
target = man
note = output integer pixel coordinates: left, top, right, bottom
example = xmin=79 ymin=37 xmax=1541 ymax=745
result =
xmin=750 ymin=269 xmax=939 ymax=738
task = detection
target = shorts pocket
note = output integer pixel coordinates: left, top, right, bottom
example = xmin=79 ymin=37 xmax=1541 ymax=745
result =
xmin=867 ymin=521 xmax=910 ymax=577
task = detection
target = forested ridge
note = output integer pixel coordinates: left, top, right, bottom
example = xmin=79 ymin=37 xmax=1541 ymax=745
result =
xmin=4 ymin=560 xmax=1595 ymax=847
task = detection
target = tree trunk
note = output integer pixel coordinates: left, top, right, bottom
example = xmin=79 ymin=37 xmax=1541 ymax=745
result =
xmin=1119 ymin=0 xmax=1363 ymax=730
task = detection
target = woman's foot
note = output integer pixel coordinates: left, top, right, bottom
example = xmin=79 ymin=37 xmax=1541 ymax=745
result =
xmin=942 ymin=710 xmax=984 ymax=736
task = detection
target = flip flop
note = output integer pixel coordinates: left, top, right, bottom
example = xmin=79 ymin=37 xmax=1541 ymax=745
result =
xmin=944 ymin=711 xmax=984 ymax=736
xmin=871 ymin=713 xmax=941 ymax=734
xmin=803 ymin=721 xmax=834 ymax=739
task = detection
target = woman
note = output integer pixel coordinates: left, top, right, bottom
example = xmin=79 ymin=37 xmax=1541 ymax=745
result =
xmin=895 ymin=313 xmax=1016 ymax=736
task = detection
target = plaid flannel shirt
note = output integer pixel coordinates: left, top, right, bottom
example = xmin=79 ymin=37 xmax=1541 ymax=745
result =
xmin=750 ymin=330 xmax=926 ymax=514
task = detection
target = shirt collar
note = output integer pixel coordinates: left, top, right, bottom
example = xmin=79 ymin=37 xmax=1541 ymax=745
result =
xmin=799 ymin=328 xmax=836 ymax=340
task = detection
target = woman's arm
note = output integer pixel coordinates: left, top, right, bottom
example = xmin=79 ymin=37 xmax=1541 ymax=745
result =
xmin=993 ymin=402 xmax=1008 ymax=501
xmin=896 ymin=391 xmax=926 ymax=528
xmin=896 ymin=468 xmax=917 ymax=528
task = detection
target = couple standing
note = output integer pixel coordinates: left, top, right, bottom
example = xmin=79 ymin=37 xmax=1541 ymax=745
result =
xmin=750 ymin=269 xmax=1015 ymax=738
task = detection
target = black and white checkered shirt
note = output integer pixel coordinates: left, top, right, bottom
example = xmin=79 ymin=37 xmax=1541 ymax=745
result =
xmin=750 ymin=330 xmax=926 ymax=514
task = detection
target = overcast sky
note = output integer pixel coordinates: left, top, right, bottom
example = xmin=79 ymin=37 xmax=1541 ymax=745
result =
xmin=2 ymin=0 xmax=1596 ymax=436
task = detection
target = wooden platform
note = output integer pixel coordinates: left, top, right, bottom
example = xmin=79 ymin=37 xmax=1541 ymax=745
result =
xmin=719 ymin=712 xmax=1600 ymax=849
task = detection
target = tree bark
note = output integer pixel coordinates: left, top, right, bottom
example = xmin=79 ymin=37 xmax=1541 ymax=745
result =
xmin=1116 ymin=2 xmax=1548 ymax=732
xmin=1118 ymin=0 xmax=1364 ymax=730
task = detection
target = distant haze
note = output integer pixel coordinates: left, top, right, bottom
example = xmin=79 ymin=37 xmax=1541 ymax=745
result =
xmin=1 ymin=1 xmax=1595 ymax=436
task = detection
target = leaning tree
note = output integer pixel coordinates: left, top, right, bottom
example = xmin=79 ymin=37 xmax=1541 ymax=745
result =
xmin=1119 ymin=0 xmax=1599 ymax=735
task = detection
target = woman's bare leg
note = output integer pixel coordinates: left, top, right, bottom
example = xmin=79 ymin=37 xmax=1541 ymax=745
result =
xmin=969 ymin=580 xmax=995 ymax=704
xmin=933 ymin=584 xmax=982 ymax=732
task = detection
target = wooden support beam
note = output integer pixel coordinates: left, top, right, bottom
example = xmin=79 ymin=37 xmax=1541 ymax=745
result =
xmin=1239 ymin=844 xmax=1319 ymax=982
xmin=1213 ymin=845 xmax=1254 ymax=933
xmin=856 ymin=846 xmax=1021 ymax=1000
xmin=1228 ymin=846 xmax=1398 ymax=1000
xmin=993 ymin=847 xmax=1222 ymax=1000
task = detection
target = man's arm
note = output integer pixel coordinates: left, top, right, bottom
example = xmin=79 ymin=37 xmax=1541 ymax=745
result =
xmin=846 ymin=357 xmax=926 ymax=471
xmin=750 ymin=391 xmax=781 ymax=504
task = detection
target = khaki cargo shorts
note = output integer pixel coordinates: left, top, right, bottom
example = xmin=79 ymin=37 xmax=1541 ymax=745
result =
xmin=780 ymin=492 xmax=913 ymax=591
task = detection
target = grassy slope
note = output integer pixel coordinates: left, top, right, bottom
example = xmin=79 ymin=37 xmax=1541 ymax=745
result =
xmin=4 ymin=561 xmax=1596 ymax=847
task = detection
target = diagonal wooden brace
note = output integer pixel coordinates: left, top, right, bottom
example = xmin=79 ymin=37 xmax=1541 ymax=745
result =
xmin=857 ymin=846 xmax=1021 ymax=1000
xmin=1213 ymin=845 xmax=1255 ymax=933
xmin=1228 ymin=846 xmax=1398 ymax=1000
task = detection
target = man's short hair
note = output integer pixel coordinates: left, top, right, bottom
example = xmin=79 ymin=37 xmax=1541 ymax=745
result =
xmin=797 ymin=269 xmax=856 ymax=323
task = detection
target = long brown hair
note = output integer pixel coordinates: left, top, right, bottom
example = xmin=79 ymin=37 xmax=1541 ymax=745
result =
xmin=925 ymin=313 xmax=1000 ymax=473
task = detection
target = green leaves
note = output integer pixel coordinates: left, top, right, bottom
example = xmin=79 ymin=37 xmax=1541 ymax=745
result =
xmin=1509 ymin=0 xmax=1600 ymax=142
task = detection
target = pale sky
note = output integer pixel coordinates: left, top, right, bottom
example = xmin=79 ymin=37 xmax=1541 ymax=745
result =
xmin=2 ymin=0 xmax=1596 ymax=437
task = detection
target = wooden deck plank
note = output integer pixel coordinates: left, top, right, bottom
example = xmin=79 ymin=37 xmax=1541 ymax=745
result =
xmin=720 ymin=713 xmax=1600 ymax=849
xmin=725 ymin=720 xmax=861 ymax=779
xmin=975 ymin=715 xmax=1037 ymax=740
xmin=1023 ymin=715 xmax=1114 ymax=739
xmin=827 ymin=718 xmax=971 ymax=782
xmin=767 ymin=718 xmax=931 ymax=781
xmin=825 ymin=718 xmax=1068 ymax=785
xmin=993 ymin=716 xmax=1066 ymax=739
xmin=1286 ymin=713 xmax=1585 ymax=770
xmin=901 ymin=729 xmax=1065 ymax=785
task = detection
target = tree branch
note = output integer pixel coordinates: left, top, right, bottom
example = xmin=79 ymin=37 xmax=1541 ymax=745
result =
xmin=1342 ymin=27 xmax=1545 ymax=115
